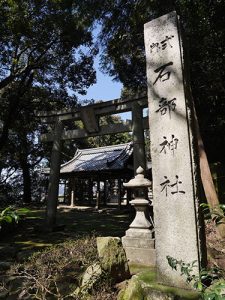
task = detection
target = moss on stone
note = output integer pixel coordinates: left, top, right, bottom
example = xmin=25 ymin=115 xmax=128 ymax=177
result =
xmin=117 ymin=276 xmax=146 ymax=300
xmin=96 ymin=237 xmax=130 ymax=283
xmin=97 ymin=237 xmax=127 ymax=270
xmin=129 ymin=264 xmax=155 ymax=275
xmin=138 ymin=270 xmax=200 ymax=299
xmin=118 ymin=270 xmax=201 ymax=300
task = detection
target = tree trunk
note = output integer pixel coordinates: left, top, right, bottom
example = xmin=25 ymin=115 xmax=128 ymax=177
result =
xmin=193 ymin=107 xmax=225 ymax=238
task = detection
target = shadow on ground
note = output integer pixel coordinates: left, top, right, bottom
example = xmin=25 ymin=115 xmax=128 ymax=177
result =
xmin=0 ymin=205 xmax=134 ymax=257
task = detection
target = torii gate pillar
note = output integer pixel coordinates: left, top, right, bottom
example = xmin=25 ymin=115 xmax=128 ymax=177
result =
xmin=132 ymin=102 xmax=146 ymax=174
xmin=46 ymin=120 xmax=63 ymax=230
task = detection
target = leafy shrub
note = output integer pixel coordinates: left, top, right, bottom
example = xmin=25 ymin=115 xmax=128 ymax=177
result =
xmin=0 ymin=206 xmax=30 ymax=229
xmin=167 ymin=256 xmax=225 ymax=300
xmin=201 ymin=203 xmax=225 ymax=225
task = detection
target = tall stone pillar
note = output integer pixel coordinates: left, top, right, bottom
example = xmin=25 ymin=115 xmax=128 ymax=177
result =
xmin=132 ymin=103 xmax=146 ymax=174
xmin=144 ymin=11 xmax=206 ymax=288
xmin=46 ymin=120 xmax=63 ymax=229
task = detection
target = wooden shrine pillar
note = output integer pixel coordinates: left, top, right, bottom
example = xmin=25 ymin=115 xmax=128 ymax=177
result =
xmin=95 ymin=179 xmax=100 ymax=209
xmin=70 ymin=179 xmax=75 ymax=207
xmin=88 ymin=179 xmax=93 ymax=205
xmin=132 ymin=102 xmax=146 ymax=174
xmin=103 ymin=180 xmax=107 ymax=206
xmin=46 ymin=120 xmax=63 ymax=229
xmin=127 ymin=188 xmax=132 ymax=206
xmin=63 ymin=179 xmax=67 ymax=203
xmin=118 ymin=178 xmax=122 ymax=209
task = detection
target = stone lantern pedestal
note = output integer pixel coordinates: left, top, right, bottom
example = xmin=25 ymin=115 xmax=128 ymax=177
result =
xmin=122 ymin=167 xmax=156 ymax=266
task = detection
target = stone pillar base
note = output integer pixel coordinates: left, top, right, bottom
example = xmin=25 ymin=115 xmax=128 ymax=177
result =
xmin=122 ymin=230 xmax=156 ymax=266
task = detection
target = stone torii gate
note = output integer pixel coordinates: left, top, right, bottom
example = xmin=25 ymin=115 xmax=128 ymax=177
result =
xmin=37 ymin=94 xmax=149 ymax=229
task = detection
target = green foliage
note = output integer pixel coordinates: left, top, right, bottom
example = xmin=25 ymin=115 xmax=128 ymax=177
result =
xmin=98 ymin=0 xmax=225 ymax=164
xmin=78 ymin=113 xmax=131 ymax=149
xmin=0 ymin=0 xmax=99 ymax=204
xmin=203 ymin=280 xmax=225 ymax=300
xmin=0 ymin=206 xmax=30 ymax=227
xmin=0 ymin=0 xmax=98 ymax=151
xmin=167 ymin=256 xmax=225 ymax=300
xmin=200 ymin=203 xmax=225 ymax=225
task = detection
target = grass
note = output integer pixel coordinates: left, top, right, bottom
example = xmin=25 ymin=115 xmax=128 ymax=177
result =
xmin=0 ymin=205 xmax=133 ymax=254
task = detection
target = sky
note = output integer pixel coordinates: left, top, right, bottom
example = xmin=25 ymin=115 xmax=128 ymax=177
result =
xmin=78 ymin=25 xmax=123 ymax=102
xmin=79 ymin=54 xmax=132 ymax=120
xmin=79 ymin=55 xmax=123 ymax=101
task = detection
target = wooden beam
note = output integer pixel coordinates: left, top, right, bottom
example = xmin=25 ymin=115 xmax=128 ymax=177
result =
xmin=41 ymin=121 xmax=130 ymax=142
xmin=41 ymin=117 xmax=149 ymax=142
xmin=36 ymin=95 xmax=148 ymax=123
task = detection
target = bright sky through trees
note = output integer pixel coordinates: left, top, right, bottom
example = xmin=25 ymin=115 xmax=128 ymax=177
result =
xmin=79 ymin=54 xmax=132 ymax=120
xmin=79 ymin=54 xmax=123 ymax=101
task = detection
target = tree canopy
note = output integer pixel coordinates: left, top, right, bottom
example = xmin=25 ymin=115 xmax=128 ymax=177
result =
xmin=1 ymin=0 xmax=225 ymax=204
xmin=0 ymin=0 xmax=97 ymax=150
xmin=0 ymin=0 xmax=99 ymax=203
xmin=98 ymin=0 xmax=225 ymax=163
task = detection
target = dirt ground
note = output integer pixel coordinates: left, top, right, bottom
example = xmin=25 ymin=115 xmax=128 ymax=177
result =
xmin=0 ymin=205 xmax=225 ymax=278
xmin=205 ymin=220 xmax=225 ymax=271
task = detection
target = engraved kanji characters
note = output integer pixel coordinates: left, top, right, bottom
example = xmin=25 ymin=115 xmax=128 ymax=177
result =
xmin=150 ymin=32 xmax=186 ymax=197
xmin=155 ymin=97 xmax=176 ymax=117
xmin=150 ymin=35 xmax=174 ymax=53
xmin=161 ymin=35 xmax=174 ymax=50
xmin=153 ymin=61 xmax=173 ymax=85
xmin=159 ymin=135 xmax=179 ymax=155
xmin=160 ymin=175 xmax=185 ymax=197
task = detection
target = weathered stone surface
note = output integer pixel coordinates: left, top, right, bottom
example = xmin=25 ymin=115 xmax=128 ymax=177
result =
xmin=76 ymin=262 xmax=102 ymax=296
xmin=117 ymin=276 xmax=144 ymax=300
xmin=122 ymin=168 xmax=155 ymax=267
xmin=123 ymin=247 xmax=156 ymax=266
xmin=96 ymin=237 xmax=130 ymax=283
xmin=144 ymin=11 xmax=206 ymax=288
xmin=118 ymin=271 xmax=200 ymax=300
xmin=122 ymin=235 xmax=155 ymax=248
xmin=117 ymin=275 xmax=177 ymax=300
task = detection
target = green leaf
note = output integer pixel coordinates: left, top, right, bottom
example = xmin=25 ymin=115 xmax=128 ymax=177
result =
xmin=3 ymin=215 xmax=13 ymax=223
xmin=203 ymin=292 xmax=216 ymax=300
xmin=16 ymin=208 xmax=30 ymax=214
xmin=200 ymin=203 xmax=208 ymax=207
xmin=197 ymin=281 xmax=203 ymax=291
xmin=1 ymin=207 xmax=13 ymax=216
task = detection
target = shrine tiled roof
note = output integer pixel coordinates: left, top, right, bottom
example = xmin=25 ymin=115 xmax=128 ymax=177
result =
xmin=60 ymin=142 xmax=133 ymax=174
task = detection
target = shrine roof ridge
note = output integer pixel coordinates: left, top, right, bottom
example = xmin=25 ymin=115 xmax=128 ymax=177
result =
xmin=60 ymin=142 xmax=133 ymax=174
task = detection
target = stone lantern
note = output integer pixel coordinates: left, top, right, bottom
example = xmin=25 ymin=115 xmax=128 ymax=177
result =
xmin=122 ymin=166 xmax=156 ymax=266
